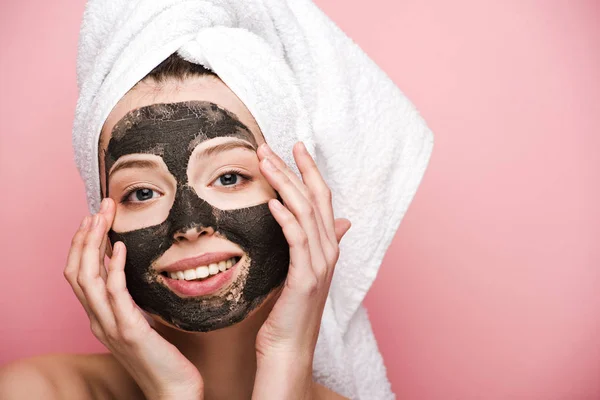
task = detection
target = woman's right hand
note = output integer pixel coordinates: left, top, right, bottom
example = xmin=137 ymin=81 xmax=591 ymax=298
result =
xmin=63 ymin=198 xmax=203 ymax=400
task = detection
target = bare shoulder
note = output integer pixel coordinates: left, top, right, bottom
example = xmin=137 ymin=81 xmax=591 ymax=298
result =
xmin=0 ymin=353 xmax=144 ymax=400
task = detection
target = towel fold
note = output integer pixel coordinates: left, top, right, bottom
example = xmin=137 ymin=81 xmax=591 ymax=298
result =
xmin=73 ymin=0 xmax=434 ymax=397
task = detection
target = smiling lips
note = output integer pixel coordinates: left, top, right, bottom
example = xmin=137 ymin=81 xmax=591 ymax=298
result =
xmin=157 ymin=252 xmax=243 ymax=297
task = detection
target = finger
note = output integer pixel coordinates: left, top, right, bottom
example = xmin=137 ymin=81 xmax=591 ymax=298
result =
xmin=290 ymin=142 xmax=339 ymax=265
xmin=291 ymin=142 xmax=337 ymax=245
xmin=105 ymin=242 xmax=147 ymax=336
xmin=78 ymin=213 xmax=117 ymax=329
xmin=261 ymin=157 xmax=327 ymax=277
xmin=268 ymin=199 xmax=318 ymax=295
xmin=257 ymin=142 xmax=311 ymax=199
xmin=64 ymin=216 xmax=94 ymax=317
xmin=98 ymin=198 xmax=117 ymax=281
xmin=260 ymin=144 xmax=337 ymax=274
xmin=334 ymin=218 xmax=352 ymax=243
xmin=318 ymin=218 xmax=351 ymax=282
xmin=257 ymin=143 xmax=332 ymax=248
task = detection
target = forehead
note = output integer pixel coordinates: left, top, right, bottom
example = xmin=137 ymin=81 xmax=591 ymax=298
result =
xmin=106 ymin=101 xmax=256 ymax=160
xmin=99 ymin=75 xmax=264 ymax=154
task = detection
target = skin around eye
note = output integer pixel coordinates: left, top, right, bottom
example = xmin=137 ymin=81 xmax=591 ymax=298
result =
xmin=210 ymin=169 xmax=252 ymax=189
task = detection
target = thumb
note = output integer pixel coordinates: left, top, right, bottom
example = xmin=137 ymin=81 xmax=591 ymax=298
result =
xmin=334 ymin=218 xmax=352 ymax=243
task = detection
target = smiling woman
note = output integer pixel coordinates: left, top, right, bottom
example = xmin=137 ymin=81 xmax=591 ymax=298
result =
xmin=72 ymin=55 xmax=352 ymax=399
xmin=0 ymin=0 xmax=435 ymax=398
xmin=0 ymin=53 xmax=347 ymax=400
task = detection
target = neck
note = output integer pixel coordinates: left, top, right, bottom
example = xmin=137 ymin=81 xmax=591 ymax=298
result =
xmin=153 ymin=292 xmax=278 ymax=400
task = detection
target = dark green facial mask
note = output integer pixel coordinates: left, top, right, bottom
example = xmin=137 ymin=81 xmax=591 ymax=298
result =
xmin=104 ymin=101 xmax=289 ymax=332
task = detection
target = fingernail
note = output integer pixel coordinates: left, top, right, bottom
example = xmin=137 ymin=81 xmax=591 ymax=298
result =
xmin=263 ymin=157 xmax=277 ymax=171
xmin=99 ymin=198 xmax=108 ymax=212
xmin=298 ymin=141 xmax=308 ymax=153
xmin=92 ymin=214 xmax=101 ymax=228
xmin=113 ymin=242 xmax=121 ymax=256
xmin=80 ymin=216 xmax=90 ymax=229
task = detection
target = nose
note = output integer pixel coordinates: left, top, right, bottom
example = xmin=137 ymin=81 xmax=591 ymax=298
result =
xmin=173 ymin=225 xmax=215 ymax=242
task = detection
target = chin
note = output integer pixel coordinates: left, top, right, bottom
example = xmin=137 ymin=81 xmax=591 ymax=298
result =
xmin=148 ymin=284 xmax=283 ymax=334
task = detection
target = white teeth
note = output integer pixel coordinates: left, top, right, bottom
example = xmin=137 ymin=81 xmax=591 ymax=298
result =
xmin=184 ymin=269 xmax=196 ymax=280
xmin=218 ymin=261 xmax=227 ymax=272
xmin=166 ymin=257 xmax=238 ymax=280
xmin=196 ymin=266 xmax=209 ymax=278
xmin=208 ymin=263 xmax=219 ymax=275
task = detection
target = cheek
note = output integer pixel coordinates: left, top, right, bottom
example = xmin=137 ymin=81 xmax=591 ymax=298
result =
xmin=111 ymin=193 xmax=175 ymax=232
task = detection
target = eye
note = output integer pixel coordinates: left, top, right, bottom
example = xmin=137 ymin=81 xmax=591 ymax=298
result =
xmin=122 ymin=187 xmax=162 ymax=203
xmin=212 ymin=169 xmax=252 ymax=188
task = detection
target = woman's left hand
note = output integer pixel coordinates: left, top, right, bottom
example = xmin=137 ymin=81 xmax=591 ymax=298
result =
xmin=252 ymin=141 xmax=351 ymax=400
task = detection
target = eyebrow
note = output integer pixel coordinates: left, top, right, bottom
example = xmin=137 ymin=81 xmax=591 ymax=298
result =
xmin=195 ymin=140 xmax=256 ymax=159
xmin=109 ymin=159 xmax=160 ymax=179
xmin=108 ymin=140 xmax=256 ymax=178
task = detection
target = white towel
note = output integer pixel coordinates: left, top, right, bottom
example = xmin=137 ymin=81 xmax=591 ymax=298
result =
xmin=72 ymin=0 xmax=434 ymax=398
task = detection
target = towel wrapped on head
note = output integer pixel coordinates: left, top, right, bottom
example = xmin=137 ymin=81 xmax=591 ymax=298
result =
xmin=73 ymin=0 xmax=434 ymax=397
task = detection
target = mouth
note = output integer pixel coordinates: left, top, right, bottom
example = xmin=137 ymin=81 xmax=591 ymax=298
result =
xmin=159 ymin=256 xmax=241 ymax=281
xmin=158 ymin=256 xmax=243 ymax=297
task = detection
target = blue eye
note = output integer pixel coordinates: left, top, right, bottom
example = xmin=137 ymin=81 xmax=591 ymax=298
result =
xmin=123 ymin=187 xmax=162 ymax=203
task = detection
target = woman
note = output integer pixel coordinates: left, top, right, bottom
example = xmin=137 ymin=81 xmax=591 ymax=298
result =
xmin=1 ymin=53 xmax=350 ymax=400
xmin=1 ymin=0 xmax=434 ymax=398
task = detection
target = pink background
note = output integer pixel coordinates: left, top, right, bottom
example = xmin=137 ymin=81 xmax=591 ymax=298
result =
xmin=1 ymin=1 xmax=598 ymax=398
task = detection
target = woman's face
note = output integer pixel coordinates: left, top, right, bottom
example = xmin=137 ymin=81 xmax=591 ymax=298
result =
xmin=98 ymin=75 xmax=289 ymax=332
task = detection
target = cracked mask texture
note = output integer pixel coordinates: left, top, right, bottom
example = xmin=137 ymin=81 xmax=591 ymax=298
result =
xmin=104 ymin=101 xmax=290 ymax=332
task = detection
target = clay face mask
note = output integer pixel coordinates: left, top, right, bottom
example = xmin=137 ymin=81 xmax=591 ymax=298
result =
xmin=104 ymin=101 xmax=289 ymax=332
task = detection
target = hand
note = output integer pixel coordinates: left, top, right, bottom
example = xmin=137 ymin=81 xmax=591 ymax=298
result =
xmin=252 ymin=141 xmax=351 ymax=400
xmin=63 ymin=199 xmax=203 ymax=400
